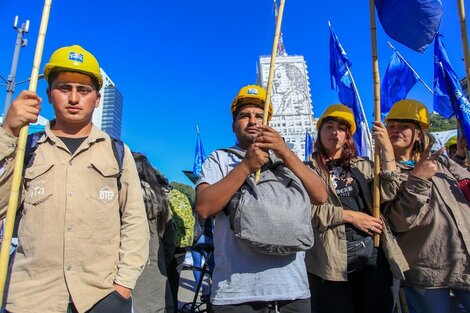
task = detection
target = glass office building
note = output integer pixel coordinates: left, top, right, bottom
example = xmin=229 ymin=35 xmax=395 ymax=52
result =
xmin=92 ymin=69 xmax=123 ymax=139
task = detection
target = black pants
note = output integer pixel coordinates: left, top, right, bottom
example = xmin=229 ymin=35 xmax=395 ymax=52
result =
xmin=167 ymin=247 xmax=186 ymax=311
xmin=308 ymin=250 xmax=397 ymax=313
xmin=67 ymin=291 xmax=132 ymax=313
xmin=212 ymin=298 xmax=311 ymax=313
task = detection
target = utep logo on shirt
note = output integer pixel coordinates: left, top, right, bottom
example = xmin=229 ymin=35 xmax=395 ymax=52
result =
xmin=99 ymin=186 xmax=115 ymax=203
xmin=247 ymin=88 xmax=259 ymax=95
xmin=68 ymin=52 xmax=84 ymax=63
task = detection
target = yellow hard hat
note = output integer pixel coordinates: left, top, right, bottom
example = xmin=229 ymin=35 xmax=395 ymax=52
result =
xmin=231 ymin=85 xmax=273 ymax=120
xmin=317 ymin=104 xmax=356 ymax=134
xmin=44 ymin=45 xmax=103 ymax=90
xmin=445 ymin=135 xmax=458 ymax=149
xmin=385 ymin=99 xmax=429 ymax=129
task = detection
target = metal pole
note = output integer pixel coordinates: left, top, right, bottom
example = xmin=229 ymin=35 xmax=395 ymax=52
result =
xmin=3 ymin=17 xmax=29 ymax=117
xmin=387 ymin=41 xmax=433 ymax=94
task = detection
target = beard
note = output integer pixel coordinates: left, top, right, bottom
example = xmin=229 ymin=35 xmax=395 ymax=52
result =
xmin=246 ymin=133 xmax=258 ymax=142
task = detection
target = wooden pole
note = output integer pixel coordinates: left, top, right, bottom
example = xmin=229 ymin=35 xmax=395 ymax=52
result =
xmin=0 ymin=0 xmax=52 ymax=307
xmin=457 ymin=0 xmax=470 ymax=166
xmin=255 ymin=0 xmax=286 ymax=182
xmin=399 ymin=287 xmax=410 ymax=313
xmin=457 ymin=0 xmax=470 ymax=96
xmin=369 ymin=0 xmax=380 ymax=247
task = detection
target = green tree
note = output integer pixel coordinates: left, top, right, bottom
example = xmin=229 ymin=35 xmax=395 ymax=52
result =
xmin=429 ymin=113 xmax=457 ymax=132
xmin=171 ymin=182 xmax=195 ymax=206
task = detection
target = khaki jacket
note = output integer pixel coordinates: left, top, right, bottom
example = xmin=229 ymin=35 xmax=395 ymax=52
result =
xmin=305 ymin=156 xmax=408 ymax=281
xmin=0 ymin=123 xmax=149 ymax=313
xmin=384 ymin=156 xmax=470 ymax=290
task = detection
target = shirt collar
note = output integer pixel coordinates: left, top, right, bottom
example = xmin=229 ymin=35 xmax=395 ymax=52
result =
xmin=41 ymin=120 xmax=106 ymax=144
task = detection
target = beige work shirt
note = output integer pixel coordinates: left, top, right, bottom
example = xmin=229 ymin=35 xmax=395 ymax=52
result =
xmin=305 ymin=156 xmax=409 ymax=282
xmin=0 ymin=123 xmax=149 ymax=313
xmin=384 ymin=156 xmax=470 ymax=291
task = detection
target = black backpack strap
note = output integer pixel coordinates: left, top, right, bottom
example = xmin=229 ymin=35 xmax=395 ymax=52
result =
xmin=24 ymin=131 xmax=45 ymax=170
xmin=110 ymin=137 xmax=125 ymax=190
xmin=16 ymin=131 xmax=45 ymax=233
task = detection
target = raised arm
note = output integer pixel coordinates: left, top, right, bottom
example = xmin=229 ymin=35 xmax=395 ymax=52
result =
xmin=0 ymin=91 xmax=42 ymax=218
xmin=384 ymin=146 xmax=444 ymax=232
xmin=196 ymin=145 xmax=268 ymax=218
xmin=255 ymin=124 xmax=328 ymax=204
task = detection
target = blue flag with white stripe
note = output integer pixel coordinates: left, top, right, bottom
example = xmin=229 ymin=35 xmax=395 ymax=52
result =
xmin=433 ymin=35 xmax=470 ymax=141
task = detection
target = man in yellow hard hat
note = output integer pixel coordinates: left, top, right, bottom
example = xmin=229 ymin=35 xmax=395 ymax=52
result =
xmin=195 ymin=85 xmax=327 ymax=312
xmin=445 ymin=135 xmax=469 ymax=168
xmin=0 ymin=45 xmax=149 ymax=313
xmin=445 ymin=135 xmax=458 ymax=158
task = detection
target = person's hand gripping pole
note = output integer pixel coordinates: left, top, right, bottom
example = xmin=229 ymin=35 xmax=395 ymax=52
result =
xmin=255 ymin=0 xmax=286 ymax=183
xmin=0 ymin=0 xmax=52 ymax=307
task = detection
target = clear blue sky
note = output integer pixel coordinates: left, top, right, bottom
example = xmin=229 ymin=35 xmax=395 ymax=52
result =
xmin=0 ymin=1 xmax=467 ymax=185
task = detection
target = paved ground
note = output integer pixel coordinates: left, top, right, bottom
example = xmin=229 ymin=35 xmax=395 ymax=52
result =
xmin=177 ymin=264 xmax=211 ymax=312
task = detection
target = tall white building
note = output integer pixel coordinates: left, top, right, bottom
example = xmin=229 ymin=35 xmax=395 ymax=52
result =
xmin=92 ymin=68 xmax=123 ymax=139
xmin=257 ymin=54 xmax=316 ymax=161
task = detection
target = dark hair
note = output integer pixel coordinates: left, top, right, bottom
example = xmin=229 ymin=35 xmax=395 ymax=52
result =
xmin=132 ymin=152 xmax=170 ymax=237
xmin=48 ymin=70 xmax=100 ymax=91
xmin=314 ymin=117 xmax=357 ymax=180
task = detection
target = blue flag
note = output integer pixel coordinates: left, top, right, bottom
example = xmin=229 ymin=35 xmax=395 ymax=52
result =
xmin=304 ymin=131 xmax=313 ymax=162
xmin=329 ymin=22 xmax=351 ymax=92
xmin=433 ymin=35 xmax=470 ymax=141
xmin=329 ymin=23 xmax=372 ymax=158
xmin=381 ymin=51 xmax=419 ymax=115
xmin=375 ymin=0 xmax=443 ymax=53
xmin=192 ymin=127 xmax=206 ymax=177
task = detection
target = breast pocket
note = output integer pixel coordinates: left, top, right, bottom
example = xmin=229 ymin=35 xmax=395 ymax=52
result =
xmin=21 ymin=163 xmax=55 ymax=255
xmin=89 ymin=159 xmax=120 ymax=203
xmin=88 ymin=160 xmax=121 ymax=239
xmin=24 ymin=164 xmax=55 ymax=206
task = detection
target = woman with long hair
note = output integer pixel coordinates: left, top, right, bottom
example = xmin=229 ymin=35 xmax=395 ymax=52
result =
xmin=305 ymin=104 xmax=408 ymax=313
xmin=383 ymin=100 xmax=470 ymax=313
xmin=132 ymin=152 xmax=176 ymax=313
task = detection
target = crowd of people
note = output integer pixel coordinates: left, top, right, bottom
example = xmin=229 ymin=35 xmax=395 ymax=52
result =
xmin=0 ymin=44 xmax=470 ymax=313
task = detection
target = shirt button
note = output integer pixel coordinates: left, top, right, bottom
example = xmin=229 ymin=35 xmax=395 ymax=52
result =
xmin=68 ymin=161 xmax=72 ymax=166
xmin=68 ymin=192 xmax=73 ymax=197
xmin=66 ymin=225 xmax=72 ymax=231
xmin=8 ymin=144 xmax=15 ymax=149
xmin=66 ymin=265 xmax=72 ymax=271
